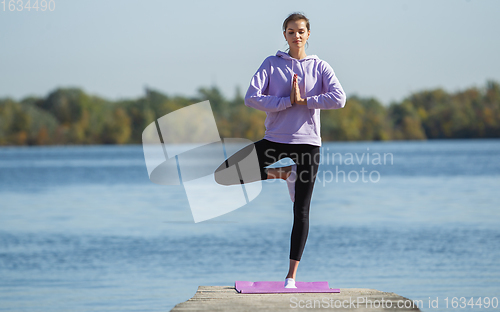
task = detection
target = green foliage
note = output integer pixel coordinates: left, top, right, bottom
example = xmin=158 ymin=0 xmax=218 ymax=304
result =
xmin=1 ymin=81 xmax=499 ymax=146
xmin=388 ymin=100 xmax=426 ymax=140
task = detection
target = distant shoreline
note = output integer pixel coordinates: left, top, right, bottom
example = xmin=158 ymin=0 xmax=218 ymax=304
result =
xmin=1 ymin=137 xmax=499 ymax=149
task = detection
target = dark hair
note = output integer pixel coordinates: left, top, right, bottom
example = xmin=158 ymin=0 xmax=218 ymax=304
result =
xmin=282 ymin=12 xmax=310 ymax=32
xmin=282 ymin=12 xmax=310 ymax=51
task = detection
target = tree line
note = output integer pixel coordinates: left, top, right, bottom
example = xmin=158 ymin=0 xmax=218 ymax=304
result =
xmin=1 ymin=80 xmax=499 ymax=146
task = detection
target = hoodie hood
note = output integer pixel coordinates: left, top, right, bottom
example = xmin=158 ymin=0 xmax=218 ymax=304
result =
xmin=276 ymin=50 xmax=319 ymax=61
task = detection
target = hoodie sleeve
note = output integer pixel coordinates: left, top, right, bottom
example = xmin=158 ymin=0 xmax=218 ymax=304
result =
xmin=306 ymin=60 xmax=346 ymax=110
xmin=244 ymin=58 xmax=293 ymax=113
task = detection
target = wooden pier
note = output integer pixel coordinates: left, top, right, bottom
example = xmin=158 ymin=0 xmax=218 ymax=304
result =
xmin=170 ymin=286 xmax=422 ymax=311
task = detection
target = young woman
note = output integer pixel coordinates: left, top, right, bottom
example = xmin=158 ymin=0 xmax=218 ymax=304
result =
xmin=216 ymin=12 xmax=346 ymax=288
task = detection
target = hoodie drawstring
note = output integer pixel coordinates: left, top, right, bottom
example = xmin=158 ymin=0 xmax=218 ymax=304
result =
xmin=301 ymin=62 xmax=306 ymax=99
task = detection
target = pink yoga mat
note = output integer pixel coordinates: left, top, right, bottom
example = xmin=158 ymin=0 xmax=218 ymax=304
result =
xmin=235 ymin=281 xmax=340 ymax=294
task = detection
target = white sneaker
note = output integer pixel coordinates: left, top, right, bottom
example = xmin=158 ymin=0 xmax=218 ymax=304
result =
xmin=286 ymin=164 xmax=297 ymax=203
xmin=284 ymin=278 xmax=297 ymax=288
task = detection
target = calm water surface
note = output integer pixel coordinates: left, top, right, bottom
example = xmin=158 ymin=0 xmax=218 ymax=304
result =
xmin=1 ymin=139 xmax=499 ymax=311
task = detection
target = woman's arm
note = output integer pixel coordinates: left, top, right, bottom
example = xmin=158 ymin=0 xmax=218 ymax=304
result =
xmin=244 ymin=58 xmax=293 ymax=113
xmin=306 ymin=61 xmax=346 ymax=110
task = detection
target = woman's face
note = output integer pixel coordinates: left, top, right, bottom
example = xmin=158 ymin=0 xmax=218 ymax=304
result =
xmin=283 ymin=19 xmax=310 ymax=49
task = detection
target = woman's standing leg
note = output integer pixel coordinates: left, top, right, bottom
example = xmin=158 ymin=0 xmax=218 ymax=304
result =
xmin=286 ymin=145 xmax=321 ymax=280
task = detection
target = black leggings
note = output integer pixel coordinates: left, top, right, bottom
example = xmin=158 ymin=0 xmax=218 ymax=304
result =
xmin=215 ymin=138 xmax=320 ymax=261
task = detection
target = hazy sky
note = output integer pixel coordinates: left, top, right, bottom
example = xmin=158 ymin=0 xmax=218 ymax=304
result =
xmin=1 ymin=0 xmax=499 ymax=105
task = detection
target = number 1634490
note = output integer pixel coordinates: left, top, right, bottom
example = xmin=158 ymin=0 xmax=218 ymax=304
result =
xmin=1 ymin=0 xmax=55 ymax=12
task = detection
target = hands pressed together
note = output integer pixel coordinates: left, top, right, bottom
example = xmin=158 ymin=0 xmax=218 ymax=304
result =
xmin=290 ymin=73 xmax=307 ymax=106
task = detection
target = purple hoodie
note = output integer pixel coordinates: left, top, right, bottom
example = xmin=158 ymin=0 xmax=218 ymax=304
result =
xmin=244 ymin=50 xmax=346 ymax=146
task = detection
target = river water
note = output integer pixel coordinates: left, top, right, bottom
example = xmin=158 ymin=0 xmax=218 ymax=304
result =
xmin=1 ymin=139 xmax=499 ymax=311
